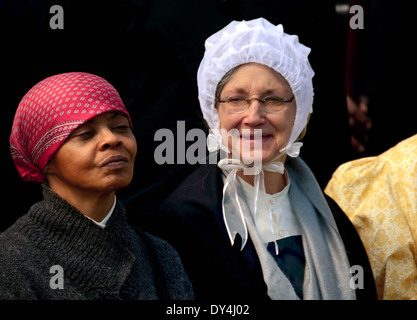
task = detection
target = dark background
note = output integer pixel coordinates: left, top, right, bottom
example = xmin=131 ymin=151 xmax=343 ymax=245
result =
xmin=0 ymin=0 xmax=415 ymax=232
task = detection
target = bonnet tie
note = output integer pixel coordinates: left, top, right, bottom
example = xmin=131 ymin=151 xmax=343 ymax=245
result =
xmin=217 ymin=142 xmax=302 ymax=252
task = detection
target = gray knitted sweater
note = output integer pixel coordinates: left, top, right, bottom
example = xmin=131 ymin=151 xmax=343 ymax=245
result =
xmin=0 ymin=186 xmax=194 ymax=300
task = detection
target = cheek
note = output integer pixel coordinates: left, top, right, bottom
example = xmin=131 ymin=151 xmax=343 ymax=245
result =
xmin=218 ymin=111 xmax=242 ymax=131
xmin=276 ymin=118 xmax=292 ymax=137
xmin=51 ymin=146 xmax=94 ymax=180
xmin=273 ymin=110 xmax=295 ymax=137
xmin=125 ymin=134 xmax=138 ymax=161
xmin=218 ymin=113 xmax=242 ymax=150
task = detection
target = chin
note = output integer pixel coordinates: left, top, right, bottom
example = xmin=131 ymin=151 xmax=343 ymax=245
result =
xmin=102 ymin=174 xmax=133 ymax=192
xmin=239 ymin=148 xmax=277 ymax=164
xmin=263 ymin=153 xmax=286 ymax=163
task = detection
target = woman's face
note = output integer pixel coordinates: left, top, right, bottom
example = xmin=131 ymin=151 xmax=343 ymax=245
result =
xmin=217 ymin=62 xmax=296 ymax=164
xmin=46 ymin=112 xmax=137 ymax=195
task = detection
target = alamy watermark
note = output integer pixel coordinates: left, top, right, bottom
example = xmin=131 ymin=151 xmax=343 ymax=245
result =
xmin=154 ymin=121 xmax=263 ymax=174
xmin=349 ymin=5 xmax=364 ymax=30
xmin=48 ymin=263 xmax=364 ymax=291
xmin=350 ymin=265 xmax=364 ymax=290
xmin=49 ymin=265 xmax=64 ymax=289
xmin=50 ymin=4 xmax=364 ymax=32
xmin=49 ymin=5 xmax=64 ymax=30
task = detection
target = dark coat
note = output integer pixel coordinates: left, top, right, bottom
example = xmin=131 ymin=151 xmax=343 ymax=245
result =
xmin=152 ymin=160 xmax=377 ymax=300
xmin=0 ymin=186 xmax=194 ymax=300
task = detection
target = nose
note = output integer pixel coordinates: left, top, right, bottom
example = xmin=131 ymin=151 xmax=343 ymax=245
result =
xmin=98 ymin=128 xmax=121 ymax=151
xmin=243 ymin=99 xmax=266 ymax=126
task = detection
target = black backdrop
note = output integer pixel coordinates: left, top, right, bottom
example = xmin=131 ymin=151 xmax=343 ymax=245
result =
xmin=1 ymin=0 xmax=414 ymax=233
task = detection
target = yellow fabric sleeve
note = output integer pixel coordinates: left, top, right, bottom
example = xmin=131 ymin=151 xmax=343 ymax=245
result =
xmin=325 ymin=134 xmax=417 ymax=300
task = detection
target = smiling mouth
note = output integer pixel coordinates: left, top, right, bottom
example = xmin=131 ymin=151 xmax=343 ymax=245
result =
xmin=240 ymin=134 xmax=272 ymax=141
xmin=101 ymin=155 xmax=129 ymax=168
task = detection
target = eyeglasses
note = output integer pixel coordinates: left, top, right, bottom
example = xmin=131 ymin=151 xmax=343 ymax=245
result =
xmin=217 ymin=95 xmax=294 ymax=114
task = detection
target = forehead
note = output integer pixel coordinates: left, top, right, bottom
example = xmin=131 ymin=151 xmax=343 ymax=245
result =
xmin=222 ymin=63 xmax=291 ymax=93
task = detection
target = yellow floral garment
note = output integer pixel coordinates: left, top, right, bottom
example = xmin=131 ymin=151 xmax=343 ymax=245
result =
xmin=325 ymin=134 xmax=417 ymax=300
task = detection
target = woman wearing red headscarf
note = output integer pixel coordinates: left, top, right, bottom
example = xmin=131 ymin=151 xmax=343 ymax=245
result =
xmin=0 ymin=72 xmax=193 ymax=300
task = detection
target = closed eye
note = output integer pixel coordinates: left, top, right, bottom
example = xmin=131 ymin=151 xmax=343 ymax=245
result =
xmin=75 ymin=130 xmax=95 ymax=140
xmin=225 ymin=96 xmax=245 ymax=103
xmin=113 ymin=124 xmax=131 ymax=133
xmin=263 ymin=96 xmax=285 ymax=103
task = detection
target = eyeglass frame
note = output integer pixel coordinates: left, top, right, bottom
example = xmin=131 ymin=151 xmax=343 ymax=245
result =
xmin=216 ymin=95 xmax=294 ymax=114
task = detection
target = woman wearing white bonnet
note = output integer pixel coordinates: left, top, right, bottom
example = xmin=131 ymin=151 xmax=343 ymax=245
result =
xmin=156 ymin=18 xmax=376 ymax=300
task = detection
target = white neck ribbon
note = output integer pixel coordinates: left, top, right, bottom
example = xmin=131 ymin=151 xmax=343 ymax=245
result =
xmin=217 ymin=142 xmax=303 ymax=250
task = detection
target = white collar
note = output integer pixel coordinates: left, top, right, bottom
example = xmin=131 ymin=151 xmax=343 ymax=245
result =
xmin=87 ymin=195 xmax=117 ymax=228
xmin=237 ymin=172 xmax=302 ymax=246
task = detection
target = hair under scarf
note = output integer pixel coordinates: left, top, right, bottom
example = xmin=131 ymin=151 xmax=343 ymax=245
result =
xmin=10 ymin=72 xmax=131 ymax=183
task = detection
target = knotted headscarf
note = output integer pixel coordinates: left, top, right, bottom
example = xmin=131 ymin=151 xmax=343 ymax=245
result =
xmin=10 ymin=72 xmax=131 ymax=183
xmin=197 ymin=18 xmax=314 ymax=248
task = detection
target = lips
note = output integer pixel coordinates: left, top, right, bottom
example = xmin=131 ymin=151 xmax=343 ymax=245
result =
xmin=101 ymin=155 xmax=129 ymax=168
xmin=240 ymin=133 xmax=272 ymax=142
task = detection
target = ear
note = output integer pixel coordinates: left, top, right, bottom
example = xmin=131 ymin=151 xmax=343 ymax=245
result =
xmin=44 ymin=158 xmax=58 ymax=177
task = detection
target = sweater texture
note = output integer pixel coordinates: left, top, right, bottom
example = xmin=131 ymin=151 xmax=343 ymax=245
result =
xmin=0 ymin=186 xmax=194 ymax=300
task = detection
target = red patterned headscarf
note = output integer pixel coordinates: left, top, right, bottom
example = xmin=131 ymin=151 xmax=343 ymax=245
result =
xmin=10 ymin=72 xmax=132 ymax=183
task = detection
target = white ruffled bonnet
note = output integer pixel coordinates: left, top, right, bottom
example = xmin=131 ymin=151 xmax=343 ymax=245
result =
xmin=197 ymin=18 xmax=315 ymax=154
